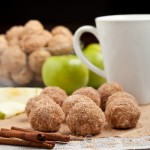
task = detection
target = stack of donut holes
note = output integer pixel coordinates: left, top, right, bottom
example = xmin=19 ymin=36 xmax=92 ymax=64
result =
xmin=25 ymin=82 xmax=141 ymax=137
xmin=0 ymin=20 xmax=73 ymax=86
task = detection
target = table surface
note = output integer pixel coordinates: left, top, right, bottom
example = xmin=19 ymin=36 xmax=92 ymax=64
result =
xmin=0 ymin=89 xmax=150 ymax=150
xmin=1 ymin=136 xmax=150 ymax=150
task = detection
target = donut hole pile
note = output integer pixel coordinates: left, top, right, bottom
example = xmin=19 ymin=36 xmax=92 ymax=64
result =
xmin=25 ymin=82 xmax=141 ymax=137
xmin=63 ymin=83 xmax=141 ymax=135
xmin=98 ymin=82 xmax=141 ymax=129
xmin=61 ymin=86 xmax=105 ymax=136
xmin=25 ymin=86 xmax=67 ymax=132
xmin=25 ymin=86 xmax=105 ymax=136
xmin=0 ymin=20 xmax=73 ymax=86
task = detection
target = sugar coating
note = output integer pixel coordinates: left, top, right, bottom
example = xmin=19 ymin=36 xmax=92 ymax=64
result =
xmin=6 ymin=26 xmax=24 ymax=46
xmin=61 ymin=94 xmax=94 ymax=117
xmin=1 ymin=47 xmax=27 ymax=74
xmin=106 ymin=91 xmax=138 ymax=107
xmin=66 ymin=101 xmax=105 ymax=136
xmin=21 ymin=20 xmax=44 ymax=37
xmin=41 ymin=86 xmax=67 ymax=106
xmin=25 ymin=94 xmax=52 ymax=117
xmin=98 ymin=82 xmax=123 ymax=111
xmin=28 ymin=50 xmax=50 ymax=74
xmin=105 ymin=97 xmax=141 ymax=129
xmin=72 ymin=86 xmax=101 ymax=106
xmin=51 ymin=25 xmax=73 ymax=40
xmin=11 ymin=66 xmax=33 ymax=85
xmin=29 ymin=102 xmax=65 ymax=132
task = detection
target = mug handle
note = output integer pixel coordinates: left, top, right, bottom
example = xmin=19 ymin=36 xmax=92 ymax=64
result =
xmin=73 ymin=25 xmax=106 ymax=78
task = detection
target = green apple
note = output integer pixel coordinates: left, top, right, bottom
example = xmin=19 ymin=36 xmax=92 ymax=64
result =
xmin=83 ymin=43 xmax=106 ymax=88
xmin=42 ymin=55 xmax=89 ymax=95
xmin=85 ymin=43 xmax=101 ymax=52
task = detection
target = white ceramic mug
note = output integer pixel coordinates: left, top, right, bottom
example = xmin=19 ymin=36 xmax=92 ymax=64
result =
xmin=73 ymin=14 xmax=150 ymax=105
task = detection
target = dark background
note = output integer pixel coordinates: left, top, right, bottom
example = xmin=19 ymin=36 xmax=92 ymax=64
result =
xmin=0 ymin=0 xmax=150 ymax=34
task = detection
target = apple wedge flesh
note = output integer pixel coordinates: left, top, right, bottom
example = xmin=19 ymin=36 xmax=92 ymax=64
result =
xmin=0 ymin=87 xmax=43 ymax=104
xmin=0 ymin=101 xmax=25 ymax=119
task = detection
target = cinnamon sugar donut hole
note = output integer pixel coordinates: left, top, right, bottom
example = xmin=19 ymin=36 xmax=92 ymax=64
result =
xmin=106 ymin=91 xmax=138 ymax=107
xmin=1 ymin=46 xmax=27 ymax=74
xmin=105 ymin=97 xmax=141 ymax=129
xmin=11 ymin=66 xmax=33 ymax=85
xmin=66 ymin=101 xmax=105 ymax=136
xmin=21 ymin=20 xmax=44 ymax=37
xmin=98 ymin=82 xmax=123 ymax=111
xmin=25 ymin=94 xmax=52 ymax=117
xmin=29 ymin=101 xmax=65 ymax=132
xmin=51 ymin=25 xmax=73 ymax=41
xmin=40 ymin=86 xmax=67 ymax=106
xmin=61 ymin=94 xmax=94 ymax=117
xmin=28 ymin=49 xmax=50 ymax=74
xmin=72 ymin=86 xmax=100 ymax=106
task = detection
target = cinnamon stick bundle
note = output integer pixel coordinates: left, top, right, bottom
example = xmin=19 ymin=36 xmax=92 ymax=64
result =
xmin=1 ymin=128 xmax=56 ymax=146
xmin=0 ymin=137 xmax=54 ymax=149
xmin=0 ymin=126 xmax=71 ymax=149
xmin=11 ymin=126 xmax=70 ymax=142
xmin=0 ymin=129 xmax=46 ymax=143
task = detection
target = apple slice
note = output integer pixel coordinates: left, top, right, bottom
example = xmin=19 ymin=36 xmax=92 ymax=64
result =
xmin=0 ymin=87 xmax=43 ymax=104
xmin=0 ymin=101 xmax=25 ymax=119
xmin=0 ymin=87 xmax=43 ymax=119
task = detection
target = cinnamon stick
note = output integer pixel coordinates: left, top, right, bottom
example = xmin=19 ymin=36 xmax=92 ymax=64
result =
xmin=11 ymin=126 xmax=33 ymax=132
xmin=0 ymin=137 xmax=54 ymax=149
xmin=1 ymin=128 xmax=55 ymax=145
xmin=44 ymin=132 xmax=70 ymax=142
xmin=11 ymin=126 xmax=70 ymax=142
xmin=0 ymin=130 xmax=46 ymax=143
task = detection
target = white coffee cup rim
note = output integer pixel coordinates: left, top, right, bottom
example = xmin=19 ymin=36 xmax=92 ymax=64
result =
xmin=96 ymin=14 xmax=150 ymax=21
